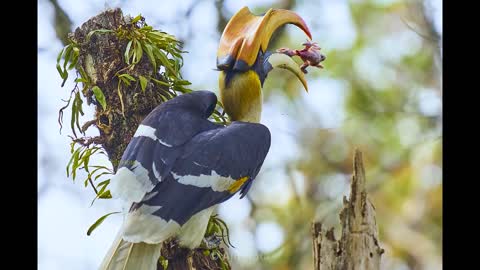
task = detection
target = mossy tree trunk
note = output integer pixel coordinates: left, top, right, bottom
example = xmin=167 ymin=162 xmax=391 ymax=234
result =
xmin=68 ymin=8 xmax=230 ymax=270
xmin=69 ymin=8 xmax=172 ymax=167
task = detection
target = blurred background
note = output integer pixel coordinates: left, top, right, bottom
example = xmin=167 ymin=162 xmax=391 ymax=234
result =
xmin=38 ymin=0 xmax=442 ymax=269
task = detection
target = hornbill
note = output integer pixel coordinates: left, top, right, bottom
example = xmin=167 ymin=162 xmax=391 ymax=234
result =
xmin=100 ymin=6 xmax=315 ymax=270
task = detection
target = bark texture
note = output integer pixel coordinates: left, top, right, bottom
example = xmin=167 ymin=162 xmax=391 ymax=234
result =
xmin=69 ymin=8 xmax=230 ymax=270
xmin=312 ymin=150 xmax=384 ymax=270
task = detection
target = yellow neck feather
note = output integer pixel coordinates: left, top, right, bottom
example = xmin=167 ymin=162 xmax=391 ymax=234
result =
xmin=219 ymin=70 xmax=262 ymax=123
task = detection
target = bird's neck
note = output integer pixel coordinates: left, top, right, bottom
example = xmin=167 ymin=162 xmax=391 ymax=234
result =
xmin=219 ymin=70 xmax=263 ymax=123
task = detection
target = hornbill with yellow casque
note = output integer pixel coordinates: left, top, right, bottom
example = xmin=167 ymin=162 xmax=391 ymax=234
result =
xmin=99 ymin=6 xmax=322 ymax=270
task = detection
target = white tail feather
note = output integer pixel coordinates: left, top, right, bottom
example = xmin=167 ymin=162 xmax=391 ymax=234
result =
xmin=99 ymin=205 xmax=217 ymax=269
xmin=178 ymin=206 xmax=215 ymax=248
xmin=98 ymin=230 xmax=162 ymax=270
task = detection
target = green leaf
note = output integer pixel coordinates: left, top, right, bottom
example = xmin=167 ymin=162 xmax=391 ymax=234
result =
xmin=83 ymin=175 xmax=92 ymax=187
xmin=70 ymin=141 xmax=76 ymax=153
xmin=90 ymin=186 xmax=111 ymax=207
xmin=206 ymin=218 xmax=215 ymax=235
xmin=152 ymin=48 xmax=177 ymax=77
xmin=143 ymin=43 xmax=157 ymax=70
xmin=131 ymin=14 xmax=142 ymax=23
xmin=159 ymin=256 xmax=169 ymax=269
xmin=76 ymin=93 xmax=85 ymax=116
xmin=75 ymin=77 xmax=88 ymax=83
xmin=211 ymin=113 xmax=221 ymax=123
xmin=171 ymin=58 xmax=179 ymax=73
xmin=66 ymin=147 xmax=81 ymax=177
xmin=158 ymin=93 xmax=168 ymax=102
xmin=96 ymin=179 xmax=110 ymax=188
xmin=83 ymin=146 xmax=101 ymax=168
xmin=142 ymin=25 xmax=153 ymax=31
xmin=71 ymin=149 xmax=81 ymax=180
xmin=68 ymin=47 xmax=79 ymax=70
xmin=90 ymin=165 xmax=112 ymax=170
xmin=61 ymin=75 xmax=68 ymax=87
xmin=57 ymin=47 xmax=65 ymax=63
xmin=134 ymin=39 xmax=143 ymax=64
xmin=119 ymin=77 xmax=131 ymax=86
xmin=87 ymin=212 xmax=121 ymax=236
xmin=99 ymin=190 xmax=111 ymax=199
xmin=92 ymin=86 xmax=107 ymax=110
xmin=74 ymin=93 xmax=84 ymax=134
xmin=118 ymin=73 xmax=136 ymax=81
xmin=83 ymin=148 xmax=92 ymax=173
xmin=139 ymin=75 xmax=148 ymax=92
xmin=95 ymin=171 xmax=112 ymax=181
xmin=86 ymin=29 xmax=114 ymax=42
xmin=86 ymin=167 xmax=103 ymax=180
xmin=96 ymin=184 xmax=108 ymax=197
xmin=118 ymin=73 xmax=136 ymax=88
xmin=56 ymin=47 xmax=67 ymax=82
xmin=147 ymin=31 xmax=177 ymax=43
xmin=176 ymin=80 xmax=192 ymax=86
xmin=70 ymin=94 xmax=78 ymax=138
xmin=124 ymin=40 xmax=133 ymax=64
xmin=78 ymin=66 xmax=90 ymax=84
xmin=63 ymin=45 xmax=73 ymax=71
xmin=117 ymin=83 xmax=125 ymax=116
xmin=150 ymin=77 xmax=170 ymax=87
xmin=59 ymin=66 xmax=68 ymax=87
xmin=56 ymin=63 xmax=66 ymax=79
xmin=170 ymin=49 xmax=183 ymax=59
xmin=145 ymin=32 xmax=166 ymax=43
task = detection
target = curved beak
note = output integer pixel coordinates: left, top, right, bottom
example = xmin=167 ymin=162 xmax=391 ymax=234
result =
xmin=217 ymin=6 xmax=312 ymax=72
xmin=266 ymin=53 xmax=308 ymax=92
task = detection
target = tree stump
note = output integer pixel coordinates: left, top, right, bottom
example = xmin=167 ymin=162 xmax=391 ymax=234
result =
xmin=312 ymin=150 xmax=384 ymax=270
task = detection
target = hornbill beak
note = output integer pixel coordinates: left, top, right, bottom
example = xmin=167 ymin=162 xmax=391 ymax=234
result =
xmin=217 ymin=6 xmax=311 ymax=92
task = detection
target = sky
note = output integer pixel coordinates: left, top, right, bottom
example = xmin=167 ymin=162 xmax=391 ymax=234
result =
xmin=38 ymin=0 xmax=442 ymax=269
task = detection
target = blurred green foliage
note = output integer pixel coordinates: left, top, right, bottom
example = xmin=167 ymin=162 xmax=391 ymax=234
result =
xmin=230 ymin=1 xmax=442 ymax=270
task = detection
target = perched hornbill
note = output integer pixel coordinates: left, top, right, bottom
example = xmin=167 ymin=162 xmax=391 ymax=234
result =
xmin=100 ymin=6 xmax=313 ymax=270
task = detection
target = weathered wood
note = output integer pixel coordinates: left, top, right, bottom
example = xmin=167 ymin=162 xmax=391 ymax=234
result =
xmin=312 ymin=150 xmax=384 ymax=270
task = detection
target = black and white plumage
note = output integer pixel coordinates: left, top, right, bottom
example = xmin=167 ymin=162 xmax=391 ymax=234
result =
xmin=103 ymin=91 xmax=270 ymax=267
xmin=99 ymin=5 xmax=314 ymax=269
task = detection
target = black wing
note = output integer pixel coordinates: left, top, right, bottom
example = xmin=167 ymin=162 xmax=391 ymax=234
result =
xmin=140 ymin=121 xmax=270 ymax=224
xmin=111 ymin=90 xmax=270 ymax=243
